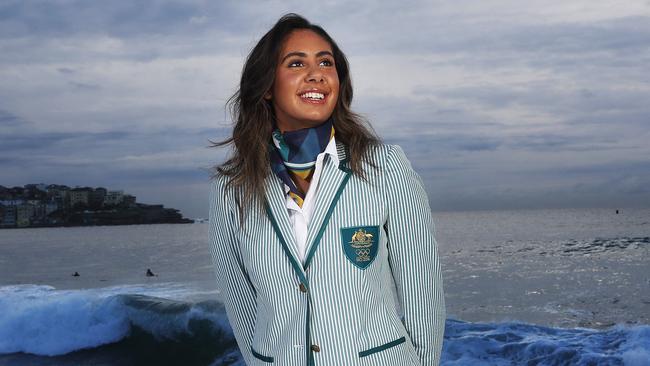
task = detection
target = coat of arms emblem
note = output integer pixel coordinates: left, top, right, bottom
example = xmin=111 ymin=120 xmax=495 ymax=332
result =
xmin=341 ymin=225 xmax=380 ymax=269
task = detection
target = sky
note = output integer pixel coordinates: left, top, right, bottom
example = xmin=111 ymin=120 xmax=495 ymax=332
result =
xmin=1 ymin=0 xmax=649 ymax=218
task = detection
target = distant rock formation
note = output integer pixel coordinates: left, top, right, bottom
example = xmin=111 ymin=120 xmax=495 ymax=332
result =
xmin=1 ymin=183 xmax=194 ymax=228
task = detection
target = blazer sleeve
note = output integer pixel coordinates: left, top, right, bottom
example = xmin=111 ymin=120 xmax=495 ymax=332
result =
xmin=384 ymin=145 xmax=446 ymax=366
xmin=208 ymin=178 xmax=257 ymax=365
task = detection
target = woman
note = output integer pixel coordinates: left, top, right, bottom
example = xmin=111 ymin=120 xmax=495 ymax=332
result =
xmin=209 ymin=13 xmax=445 ymax=366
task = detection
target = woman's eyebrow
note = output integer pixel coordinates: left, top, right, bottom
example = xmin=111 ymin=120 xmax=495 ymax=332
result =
xmin=281 ymin=50 xmax=333 ymax=63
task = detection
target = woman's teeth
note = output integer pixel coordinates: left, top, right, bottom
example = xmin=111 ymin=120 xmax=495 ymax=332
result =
xmin=300 ymin=92 xmax=325 ymax=100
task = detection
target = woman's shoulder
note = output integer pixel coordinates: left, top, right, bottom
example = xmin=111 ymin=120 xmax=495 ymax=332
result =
xmin=209 ymin=171 xmax=238 ymax=203
xmin=364 ymin=142 xmax=411 ymax=169
xmin=209 ymin=171 xmax=230 ymax=189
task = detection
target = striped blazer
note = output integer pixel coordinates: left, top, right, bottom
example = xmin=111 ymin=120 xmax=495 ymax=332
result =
xmin=208 ymin=141 xmax=445 ymax=366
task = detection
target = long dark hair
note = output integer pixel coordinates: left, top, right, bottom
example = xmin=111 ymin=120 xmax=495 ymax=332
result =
xmin=211 ymin=13 xmax=380 ymax=220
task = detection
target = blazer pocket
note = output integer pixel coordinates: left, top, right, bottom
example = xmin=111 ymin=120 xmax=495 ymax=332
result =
xmin=359 ymin=336 xmax=406 ymax=358
xmin=251 ymin=346 xmax=274 ymax=363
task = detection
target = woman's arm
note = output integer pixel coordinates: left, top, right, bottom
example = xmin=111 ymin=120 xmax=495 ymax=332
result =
xmin=208 ymin=178 xmax=257 ymax=365
xmin=384 ymin=145 xmax=446 ymax=365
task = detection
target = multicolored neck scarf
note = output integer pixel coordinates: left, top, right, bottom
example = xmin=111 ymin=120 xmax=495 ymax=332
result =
xmin=269 ymin=117 xmax=335 ymax=207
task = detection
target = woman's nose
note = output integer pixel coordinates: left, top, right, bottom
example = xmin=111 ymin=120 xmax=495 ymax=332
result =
xmin=305 ymin=66 xmax=324 ymax=82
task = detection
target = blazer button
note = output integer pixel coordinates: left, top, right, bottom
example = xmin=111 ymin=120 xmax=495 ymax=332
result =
xmin=310 ymin=344 xmax=320 ymax=352
xmin=299 ymin=283 xmax=307 ymax=293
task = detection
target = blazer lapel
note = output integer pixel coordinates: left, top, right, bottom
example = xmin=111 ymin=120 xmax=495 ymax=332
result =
xmin=303 ymin=140 xmax=352 ymax=269
xmin=264 ymin=173 xmax=308 ymax=283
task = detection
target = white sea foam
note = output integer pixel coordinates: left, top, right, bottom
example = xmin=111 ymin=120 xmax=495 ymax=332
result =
xmin=0 ymin=285 xmax=130 ymax=355
xmin=0 ymin=283 xmax=225 ymax=356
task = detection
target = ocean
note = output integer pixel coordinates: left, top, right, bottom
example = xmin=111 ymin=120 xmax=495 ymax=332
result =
xmin=0 ymin=208 xmax=648 ymax=365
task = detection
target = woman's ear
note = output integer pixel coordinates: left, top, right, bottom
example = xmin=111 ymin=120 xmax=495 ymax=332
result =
xmin=264 ymin=91 xmax=272 ymax=100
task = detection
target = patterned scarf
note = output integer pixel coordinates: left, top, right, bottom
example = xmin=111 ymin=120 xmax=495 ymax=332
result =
xmin=269 ymin=117 xmax=335 ymax=207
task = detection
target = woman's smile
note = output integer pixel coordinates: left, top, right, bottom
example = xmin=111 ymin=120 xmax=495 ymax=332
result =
xmin=298 ymin=88 xmax=330 ymax=104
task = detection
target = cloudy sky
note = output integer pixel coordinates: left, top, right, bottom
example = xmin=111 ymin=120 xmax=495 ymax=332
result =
xmin=1 ymin=0 xmax=649 ymax=218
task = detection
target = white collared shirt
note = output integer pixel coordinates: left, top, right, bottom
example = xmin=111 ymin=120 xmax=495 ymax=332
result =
xmin=282 ymin=136 xmax=339 ymax=264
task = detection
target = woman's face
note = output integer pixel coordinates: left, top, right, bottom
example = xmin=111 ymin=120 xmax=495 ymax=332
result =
xmin=266 ymin=29 xmax=339 ymax=132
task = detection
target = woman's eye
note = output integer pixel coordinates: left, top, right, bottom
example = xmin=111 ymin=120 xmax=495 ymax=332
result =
xmin=288 ymin=59 xmax=334 ymax=68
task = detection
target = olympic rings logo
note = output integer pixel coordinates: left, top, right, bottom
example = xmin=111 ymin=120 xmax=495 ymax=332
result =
xmin=356 ymin=249 xmax=370 ymax=256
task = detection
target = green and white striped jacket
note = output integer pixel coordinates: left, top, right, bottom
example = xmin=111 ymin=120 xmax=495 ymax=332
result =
xmin=209 ymin=141 xmax=445 ymax=366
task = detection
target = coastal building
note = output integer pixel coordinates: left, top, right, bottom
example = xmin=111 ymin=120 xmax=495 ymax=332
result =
xmin=89 ymin=187 xmax=107 ymax=209
xmin=0 ymin=204 xmax=17 ymax=228
xmin=45 ymin=202 xmax=59 ymax=215
xmin=48 ymin=186 xmax=69 ymax=210
xmin=123 ymin=194 xmax=136 ymax=207
xmin=16 ymin=203 xmax=35 ymax=227
xmin=69 ymin=188 xmax=90 ymax=208
xmin=28 ymin=200 xmax=46 ymax=218
xmin=104 ymin=190 xmax=124 ymax=206
xmin=0 ymin=199 xmax=23 ymax=206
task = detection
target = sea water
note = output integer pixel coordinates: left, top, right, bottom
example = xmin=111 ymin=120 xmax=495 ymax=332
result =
xmin=0 ymin=208 xmax=648 ymax=365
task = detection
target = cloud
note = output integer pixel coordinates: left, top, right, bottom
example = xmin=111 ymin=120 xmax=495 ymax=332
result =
xmin=0 ymin=109 xmax=26 ymax=128
xmin=0 ymin=113 xmax=132 ymax=151
xmin=0 ymin=1 xmax=246 ymax=39
xmin=1 ymin=0 xmax=649 ymax=217
xmin=56 ymin=67 xmax=75 ymax=74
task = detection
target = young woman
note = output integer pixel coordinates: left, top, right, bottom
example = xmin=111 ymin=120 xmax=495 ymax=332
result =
xmin=209 ymin=13 xmax=445 ymax=366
